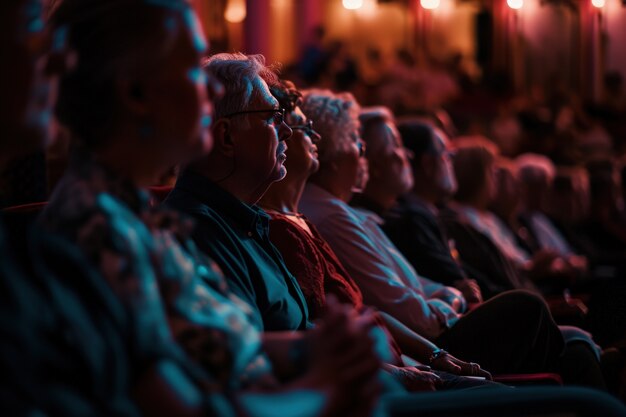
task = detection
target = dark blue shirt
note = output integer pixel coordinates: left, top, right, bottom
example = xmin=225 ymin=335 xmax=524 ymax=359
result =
xmin=165 ymin=171 xmax=311 ymax=332
xmin=381 ymin=193 xmax=468 ymax=287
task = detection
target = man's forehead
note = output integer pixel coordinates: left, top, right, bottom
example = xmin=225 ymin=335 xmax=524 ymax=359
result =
xmin=254 ymin=78 xmax=279 ymax=108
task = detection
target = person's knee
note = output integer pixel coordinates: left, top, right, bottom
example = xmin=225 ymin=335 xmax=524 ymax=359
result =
xmin=487 ymin=290 xmax=549 ymax=317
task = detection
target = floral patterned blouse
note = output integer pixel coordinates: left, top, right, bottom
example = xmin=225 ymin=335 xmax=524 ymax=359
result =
xmin=39 ymin=151 xmax=274 ymax=390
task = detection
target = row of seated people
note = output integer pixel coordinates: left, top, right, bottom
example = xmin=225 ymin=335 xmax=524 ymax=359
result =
xmin=2 ymin=0 xmax=626 ymax=416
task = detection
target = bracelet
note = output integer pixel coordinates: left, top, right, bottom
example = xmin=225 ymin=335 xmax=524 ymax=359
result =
xmin=427 ymin=348 xmax=448 ymax=365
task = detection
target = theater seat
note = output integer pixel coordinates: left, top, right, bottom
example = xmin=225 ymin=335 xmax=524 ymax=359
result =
xmin=493 ymin=372 xmax=563 ymax=386
xmin=384 ymin=386 xmax=626 ymax=417
xmin=3 ymin=201 xmax=48 ymax=214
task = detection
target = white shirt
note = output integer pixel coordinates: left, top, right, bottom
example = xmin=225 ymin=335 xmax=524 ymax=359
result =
xmin=527 ymin=211 xmax=573 ymax=257
xmin=300 ymin=183 xmax=462 ymax=339
xmin=456 ymin=205 xmax=530 ymax=267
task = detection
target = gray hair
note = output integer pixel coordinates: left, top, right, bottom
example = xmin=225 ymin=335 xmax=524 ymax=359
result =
xmin=516 ymin=153 xmax=556 ymax=184
xmin=203 ymin=53 xmax=279 ymax=128
xmin=300 ymin=89 xmax=360 ymax=165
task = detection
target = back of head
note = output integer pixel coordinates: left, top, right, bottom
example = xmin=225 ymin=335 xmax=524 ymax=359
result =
xmin=51 ymin=0 xmax=190 ymax=148
xmin=359 ymin=106 xmax=392 ymax=156
xmin=204 ymin=53 xmax=278 ymax=121
xmin=490 ymin=157 xmax=520 ymax=218
xmin=300 ymin=89 xmax=360 ymax=168
xmin=549 ymin=166 xmax=590 ymax=222
xmin=453 ymin=136 xmax=499 ymax=204
xmin=586 ymin=158 xmax=618 ymax=203
xmin=516 ymin=153 xmax=556 ymax=186
xmin=397 ymin=120 xmax=437 ymax=170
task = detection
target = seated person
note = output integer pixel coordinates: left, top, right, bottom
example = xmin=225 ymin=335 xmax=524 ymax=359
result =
xmin=515 ymin=155 xmax=588 ymax=282
xmin=164 ymin=53 xmax=310 ymax=333
xmin=380 ymin=120 xmax=482 ymax=304
xmin=258 ymin=78 xmax=496 ymax=390
xmin=298 ymin=90 xmax=604 ymax=388
xmin=38 ymin=3 xmax=380 ymax=416
xmin=0 ymin=2 xmax=158 ymax=415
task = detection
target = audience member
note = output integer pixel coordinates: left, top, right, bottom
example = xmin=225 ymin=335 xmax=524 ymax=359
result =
xmin=442 ymin=137 xmax=542 ymax=293
xmin=165 ymin=53 xmax=310 ymax=332
xmin=382 ymin=121 xmax=482 ymax=304
xmin=0 ymin=1 xmax=102 ymax=414
xmin=162 ymin=52 xmax=382 ymax=414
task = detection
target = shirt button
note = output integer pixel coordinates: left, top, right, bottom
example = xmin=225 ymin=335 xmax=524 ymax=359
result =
xmin=247 ymin=231 xmax=253 ymax=237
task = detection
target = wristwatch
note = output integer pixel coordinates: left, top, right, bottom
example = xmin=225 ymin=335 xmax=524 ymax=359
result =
xmin=428 ymin=348 xmax=448 ymax=365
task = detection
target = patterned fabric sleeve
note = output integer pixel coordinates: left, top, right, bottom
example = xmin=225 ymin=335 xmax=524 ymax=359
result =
xmin=74 ymin=193 xmax=274 ymax=390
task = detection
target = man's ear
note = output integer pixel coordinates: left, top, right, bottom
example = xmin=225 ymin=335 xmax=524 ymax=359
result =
xmin=117 ymin=77 xmax=149 ymax=117
xmin=212 ymin=118 xmax=235 ymax=157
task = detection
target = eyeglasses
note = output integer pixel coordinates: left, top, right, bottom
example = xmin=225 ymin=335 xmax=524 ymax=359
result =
xmin=223 ymin=108 xmax=286 ymax=126
xmin=290 ymin=119 xmax=316 ymax=136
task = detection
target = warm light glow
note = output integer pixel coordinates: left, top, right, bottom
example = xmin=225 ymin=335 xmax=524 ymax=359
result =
xmin=224 ymin=0 xmax=246 ymax=23
xmin=420 ymin=0 xmax=440 ymax=9
xmin=591 ymin=0 xmax=605 ymax=7
xmin=342 ymin=0 xmax=363 ymax=10
xmin=507 ymin=0 xmax=524 ymax=9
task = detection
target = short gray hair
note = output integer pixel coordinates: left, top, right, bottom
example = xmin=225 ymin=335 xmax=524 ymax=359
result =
xmin=300 ymin=89 xmax=360 ymax=165
xmin=203 ymin=53 xmax=278 ymax=122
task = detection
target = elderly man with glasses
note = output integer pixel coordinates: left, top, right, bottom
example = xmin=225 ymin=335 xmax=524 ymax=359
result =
xmin=165 ymin=53 xmax=309 ymax=333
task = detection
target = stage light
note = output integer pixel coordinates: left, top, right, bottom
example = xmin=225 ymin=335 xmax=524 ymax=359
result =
xmin=224 ymin=0 xmax=246 ymax=23
xmin=507 ymin=0 xmax=524 ymax=9
xmin=343 ymin=0 xmax=364 ymax=9
xmin=420 ymin=0 xmax=440 ymax=9
xmin=591 ymin=0 xmax=605 ymax=7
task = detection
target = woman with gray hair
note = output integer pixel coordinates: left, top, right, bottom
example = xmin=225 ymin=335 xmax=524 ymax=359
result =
xmin=300 ymin=89 xmax=369 ymax=199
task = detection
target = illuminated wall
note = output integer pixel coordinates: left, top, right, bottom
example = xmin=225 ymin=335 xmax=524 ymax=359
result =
xmin=197 ymin=0 xmax=626 ymax=98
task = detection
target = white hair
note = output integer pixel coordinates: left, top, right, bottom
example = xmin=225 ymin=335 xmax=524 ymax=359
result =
xmin=204 ymin=53 xmax=279 ymax=125
xmin=300 ymin=89 xmax=360 ymax=166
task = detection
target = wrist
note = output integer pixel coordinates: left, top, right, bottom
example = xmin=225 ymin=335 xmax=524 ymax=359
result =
xmin=427 ymin=348 xmax=448 ymax=365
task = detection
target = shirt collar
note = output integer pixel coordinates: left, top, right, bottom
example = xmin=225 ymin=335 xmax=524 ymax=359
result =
xmin=175 ymin=170 xmax=271 ymax=236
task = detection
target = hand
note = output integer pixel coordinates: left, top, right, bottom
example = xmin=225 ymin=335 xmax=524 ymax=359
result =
xmin=528 ymin=249 xmax=560 ymax=277
xmin=454 ymin=279 xmax=483 ymax=304
xmin=308 ymin=296 xmax=382 ymax=416
xmin=386 ymin=364 xmax=440 ymax=392
xmin=311 ymin=296 xmax=381 ymax=382
xmin=431 ymin=353 xmax=492 ymax=380
xmin=566 ymin=255 xmax=588 ymax=273
xmin=429 ymin=286 xmax=467 ymax=313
